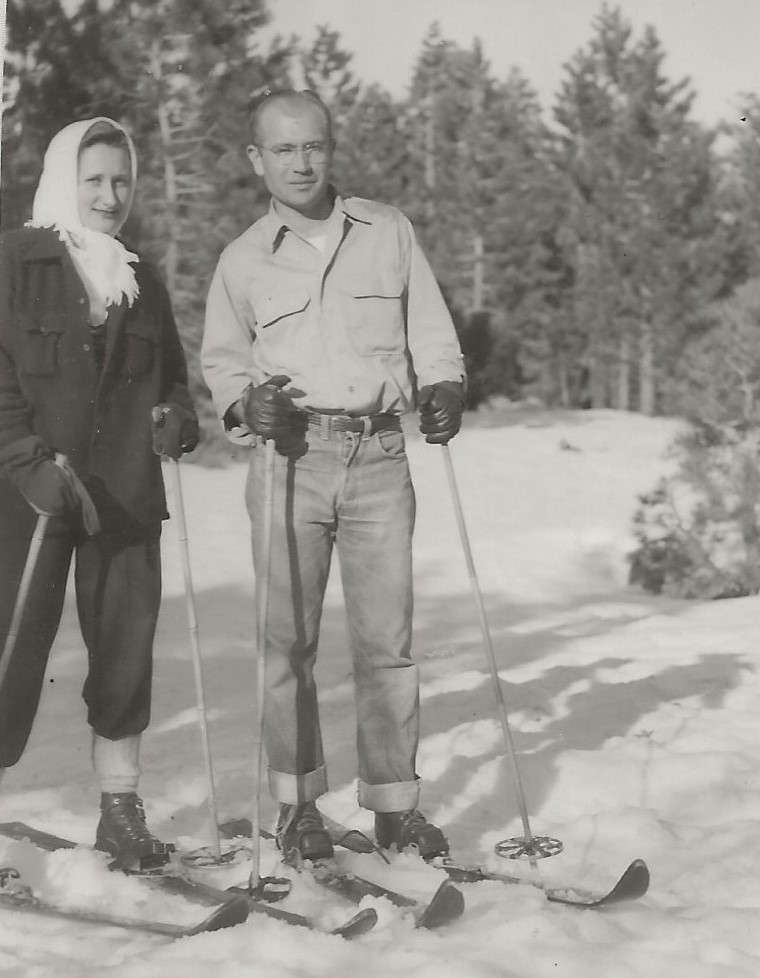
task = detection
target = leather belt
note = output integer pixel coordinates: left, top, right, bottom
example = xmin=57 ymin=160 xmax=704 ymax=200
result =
xmin=306 ymin=412 xmax=402 ymax=438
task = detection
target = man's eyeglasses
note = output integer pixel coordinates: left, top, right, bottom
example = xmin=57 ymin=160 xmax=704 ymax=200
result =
xmin=256 ymin=141 xmax=333 ymax=166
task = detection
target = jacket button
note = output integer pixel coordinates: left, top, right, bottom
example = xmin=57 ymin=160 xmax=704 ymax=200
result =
xmin=79 ymin=297 xmax=86 ymax=305
xmin=83 ymin=344 xmax=91 ymax=352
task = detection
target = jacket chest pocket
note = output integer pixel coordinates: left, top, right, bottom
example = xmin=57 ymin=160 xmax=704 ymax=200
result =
xmin=118 ymin=318 xmax=159 ymax=381
xmin=251 ymin=288 xmax=311 ymax=356
xmin=19 ymin=316 xmax=66 ymax=376
xmin=342 ymin=274 xmax=406 ymax=356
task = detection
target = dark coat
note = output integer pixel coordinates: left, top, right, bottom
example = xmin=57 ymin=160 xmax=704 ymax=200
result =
xmin=0 ymin=226 xmax=194 ymax=531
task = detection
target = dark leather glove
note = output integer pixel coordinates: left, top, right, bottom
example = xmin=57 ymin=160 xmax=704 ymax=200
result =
xmin=18 ymin=457 xmax=80 ymax=517
xmin=152 ymin=403 xmax=200 ymax=459
xmin=418 ymin=381 xmax=465 ymax=444
xmin=0 ymin=437 xmax=99 ymax=532
xmin=241 ymin=375 xmax=307 ymax=455
xmin=17 ymin=455 xmax=100 ymax=534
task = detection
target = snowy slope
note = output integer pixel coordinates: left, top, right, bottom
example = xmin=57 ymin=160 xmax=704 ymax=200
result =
xmin=2 ymin=409 xmax=760 ymax=977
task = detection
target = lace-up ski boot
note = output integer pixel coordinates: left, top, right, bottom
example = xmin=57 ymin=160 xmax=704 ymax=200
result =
xmin=375 ymin=809 xmax=449 ymax=860
xmin=95 ymin=793 xmax=175 ymax=872
xmin=275 ymin=801 xmax=334 ymax=863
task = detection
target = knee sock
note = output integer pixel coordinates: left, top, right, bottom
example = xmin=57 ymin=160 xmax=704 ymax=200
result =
xmin=92 ymin=733 xmax=141 ymax=795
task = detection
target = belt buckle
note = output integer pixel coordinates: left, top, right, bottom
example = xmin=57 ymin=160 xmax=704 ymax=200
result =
xmin=361 ymin=417 xmax=372 ymax=441
xmin=320 ymin=415 xmax=330 ymax=441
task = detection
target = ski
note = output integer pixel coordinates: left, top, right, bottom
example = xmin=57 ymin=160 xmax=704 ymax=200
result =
xmin=157 ymin=866 xmax=377 ymax=938
xmin=219 ymin=817 xmax=465 ymax=930
xmin=0 ymin=821 xmax=376 ymax=939
xmin=431 ymin=857 xmax=650 ymax=908
xmin=323 ymin=816 xmax=650 ymax=909
xmin=0 ymin=866 xmax=248 ymax=937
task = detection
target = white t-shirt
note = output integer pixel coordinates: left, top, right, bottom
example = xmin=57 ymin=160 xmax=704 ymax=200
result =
xmin=305 ymin=233 xmax=328 ymax=252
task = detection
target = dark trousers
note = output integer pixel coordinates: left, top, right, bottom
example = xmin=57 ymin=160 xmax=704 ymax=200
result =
xmin=0 ymin=500 xmax=161 ymax=768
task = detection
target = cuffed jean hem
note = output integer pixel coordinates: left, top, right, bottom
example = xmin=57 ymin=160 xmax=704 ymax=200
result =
xmin=358 ymin=778 xmax=421 ymax=812
xmin=268 ymin=765 xmax=328 ymax=804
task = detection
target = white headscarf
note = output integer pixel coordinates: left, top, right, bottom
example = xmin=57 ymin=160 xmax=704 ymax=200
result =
xmin=28 ymin=118 xmax=140 ymax=319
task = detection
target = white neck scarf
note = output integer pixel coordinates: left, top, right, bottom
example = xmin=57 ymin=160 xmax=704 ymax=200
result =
xmin=27 ymin=118 xmax=140 ymax=319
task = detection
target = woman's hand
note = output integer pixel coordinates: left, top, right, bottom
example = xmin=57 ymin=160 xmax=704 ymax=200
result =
xmin=151 ymin=403 xmax=200 ymax=459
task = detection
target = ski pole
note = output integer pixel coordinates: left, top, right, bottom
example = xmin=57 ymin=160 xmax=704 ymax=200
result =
xmin=440 ymin=443 xmax=562 ymax=860
xmin=0 ymin=453 xmax=97 ymax=694
xmin=0 ymin=513 xmax=50 ymax=695
xmin=168 ymin=458 xmax=222 ymax=862
xmin=248 ymin=438 xmax=289 ymax=899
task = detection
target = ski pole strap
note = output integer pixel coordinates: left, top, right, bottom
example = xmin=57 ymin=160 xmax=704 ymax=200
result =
xmin=54 ymin=454 xmax=100 ymax=536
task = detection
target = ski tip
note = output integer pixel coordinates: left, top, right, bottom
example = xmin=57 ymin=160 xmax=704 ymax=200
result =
xmin=549 ymin=858 xmax=651 ymax=908
xmin=0 ymin=822 xmax=29 ymax=836
xmin=188 ymin=895 xmax=251 ymax=935
xmin=332 ymin=906 xmax=378 ymax=939
xmin=416 ymin=879 xmax=465 ymax=929
xmin=614 ymin=859 xmax=650 ymax=901
xmin=628 ymin=858 xmax=649 ymax=873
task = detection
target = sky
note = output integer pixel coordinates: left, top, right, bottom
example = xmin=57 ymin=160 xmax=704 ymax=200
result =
xmin=257 ymin=0 xmax=759 ymax=128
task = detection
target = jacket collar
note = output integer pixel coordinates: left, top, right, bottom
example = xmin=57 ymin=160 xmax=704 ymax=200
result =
xmin=263 ymin=190 xmax=374 ymax=252
xmin=340 ymin=197 xmax=373 ymax=226
xmin=19 ymin=226 xmax=139 ymax=266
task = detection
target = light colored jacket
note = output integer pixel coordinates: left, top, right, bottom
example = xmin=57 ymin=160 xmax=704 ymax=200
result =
xmin=202 ymin=194 xmax=464 ymax=435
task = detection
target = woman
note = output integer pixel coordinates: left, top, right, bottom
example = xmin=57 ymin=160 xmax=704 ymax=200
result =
xmin=0 ymin=118 xmax=199 ymax=871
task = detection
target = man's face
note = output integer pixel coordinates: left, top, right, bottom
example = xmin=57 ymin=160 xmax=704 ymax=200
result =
xmin=247 ymin=101 xmax=333 ymax=218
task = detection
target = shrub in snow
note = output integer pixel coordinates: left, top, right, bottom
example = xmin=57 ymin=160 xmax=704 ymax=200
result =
xmin=631 ymin=281 xmax=760 ymax=599
xmin=628 ymin=422 xmax=760 ymax=599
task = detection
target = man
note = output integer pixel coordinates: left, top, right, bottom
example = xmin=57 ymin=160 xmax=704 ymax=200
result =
xmin=202 ymin=89 xmax=465 ymax=863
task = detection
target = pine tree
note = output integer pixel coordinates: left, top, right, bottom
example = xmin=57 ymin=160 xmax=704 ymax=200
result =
xmin=553 ymin=5 xmax=722 ymax=414
xmin=333 ymin=83 xmax=411 ymax=204
xmin=719 ymin=95 xmax=760 ymax=285
xmin=399 ymin=26 xmax=587 ymax=405
xmin=405 ymin=25 xmax=496 ymax=287
xmin=301 ymin=25 xmax=361 ymax=131
xmin=477 ymin=70 xmax=574 ymax=405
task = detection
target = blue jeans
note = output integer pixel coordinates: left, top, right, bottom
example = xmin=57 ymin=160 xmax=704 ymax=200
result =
xmin=245 ymin=426 xmax=421 ymax=812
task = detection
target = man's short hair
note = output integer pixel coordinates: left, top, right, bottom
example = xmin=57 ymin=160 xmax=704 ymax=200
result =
xmin=248 ymin=89 xmax=333 ymax=144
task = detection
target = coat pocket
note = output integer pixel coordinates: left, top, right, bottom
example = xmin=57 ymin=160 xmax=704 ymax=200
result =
xmin=120 ymin=318 xmax=158 ymax=380
xmin=19 ymin=318 xmax=65 ymax=376
xmin=342 ymin=273 xmax=406 ymax=355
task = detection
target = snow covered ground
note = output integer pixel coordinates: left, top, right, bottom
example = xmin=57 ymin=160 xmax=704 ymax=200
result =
xmin=2 ymin=408 xmax=760 ymax=977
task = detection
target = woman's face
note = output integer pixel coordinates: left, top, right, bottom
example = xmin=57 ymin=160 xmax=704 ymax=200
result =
xmin=77 ymin=142 xmax=132 ymax=235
